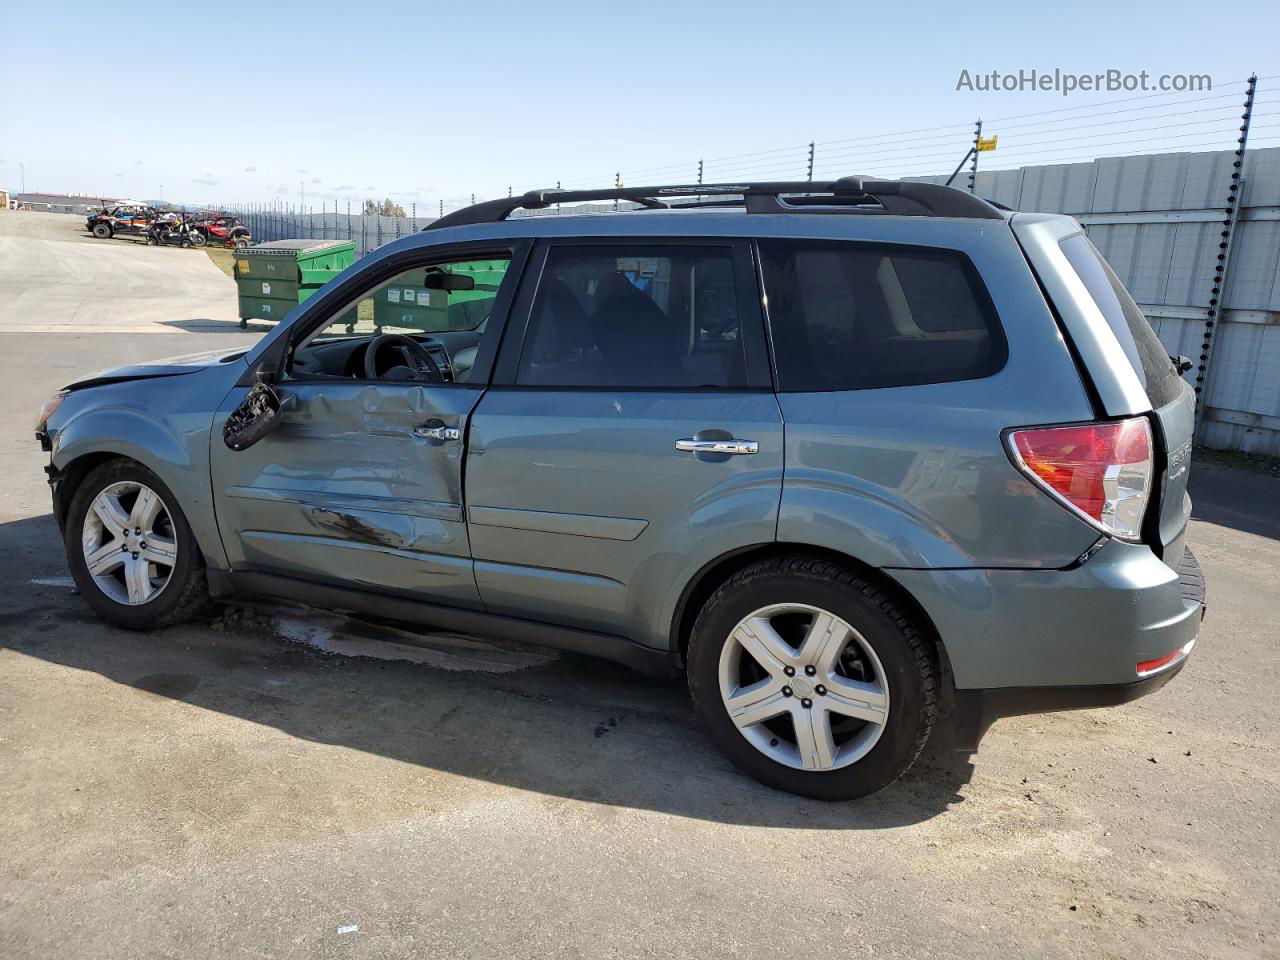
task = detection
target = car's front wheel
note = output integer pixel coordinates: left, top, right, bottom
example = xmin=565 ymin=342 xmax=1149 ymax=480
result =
xmin=65 ymin=459 xmax=211 ymax=629
xmin=91 ymin=223 xmax=112 ymax=239
xmin=688 ymin=556 xmax=938 ymax=800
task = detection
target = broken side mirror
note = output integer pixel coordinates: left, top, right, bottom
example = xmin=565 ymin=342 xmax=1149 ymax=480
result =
xmin=223 ymin=375 xmax=285 ymax=451
xmin=1172 ymin=354 xmax=1193 ymax=375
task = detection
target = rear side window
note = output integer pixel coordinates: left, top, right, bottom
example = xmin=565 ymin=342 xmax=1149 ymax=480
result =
xmin=1059 ymin=234 xmax=1183 ymax=408
xmin=516 ymin=245 xmax=746 ymax=388
xmin=758 ymin=240 xmax=1006 ymax=392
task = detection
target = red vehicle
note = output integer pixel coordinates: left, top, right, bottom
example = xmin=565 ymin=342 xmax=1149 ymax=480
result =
xmin=193 ymin=214 xmax=252 ymax=249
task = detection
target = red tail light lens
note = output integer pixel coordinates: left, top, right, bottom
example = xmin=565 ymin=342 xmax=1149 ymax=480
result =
xmin=1007 ymin=418 xmax=1153 ymax=541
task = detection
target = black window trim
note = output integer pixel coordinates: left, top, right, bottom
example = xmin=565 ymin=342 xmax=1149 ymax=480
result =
xmin=753 ymin=236 xmax=1009 ymax=394
xmin=489 ymin=236 xmax=773 ymax=392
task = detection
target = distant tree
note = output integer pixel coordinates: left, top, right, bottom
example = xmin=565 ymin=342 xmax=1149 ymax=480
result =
xmin=362 ymin=198 xmax=407 ymax=217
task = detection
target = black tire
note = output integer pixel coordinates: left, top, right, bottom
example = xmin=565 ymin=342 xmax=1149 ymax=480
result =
xmin=233 ymin=237 xmax=249 ymax=249
xmin=92 ymin=223 xmax=112 ymax=239
xmin=64 ymin=459 xmax=211 ymax=630
xmin=687 ymin=556 xmax=938 ymax=800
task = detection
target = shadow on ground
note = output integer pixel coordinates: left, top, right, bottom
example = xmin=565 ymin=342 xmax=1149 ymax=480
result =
xmin=2 ymin=512 xmax=974 ymax=829
xmin=1189 ymin=461 xmax=1280 ymax=540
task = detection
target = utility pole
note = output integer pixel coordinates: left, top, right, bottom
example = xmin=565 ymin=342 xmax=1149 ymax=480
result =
xmin=807 ymin=141 xmax=815 ymax=182
xmin=19 ymin=163 xmax=25 ymax=194
xmin=968 ymin=120 xmax=982 ymax=194
xmin=1195 ymin=73 xmax=1257 ymax=422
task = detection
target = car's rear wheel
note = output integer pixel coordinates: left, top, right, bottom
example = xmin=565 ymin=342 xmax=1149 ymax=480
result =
xmin=65 ymin=460 xmax=211 ymax=629
xmin=687 ymin=556 xmax=938 ymax=800
xmin=92 ymin=223 xmax=112 ymax=239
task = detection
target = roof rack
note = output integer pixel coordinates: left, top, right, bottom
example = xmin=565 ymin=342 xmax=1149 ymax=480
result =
xmin=428 ymin=177 xmax=1004 ymax=230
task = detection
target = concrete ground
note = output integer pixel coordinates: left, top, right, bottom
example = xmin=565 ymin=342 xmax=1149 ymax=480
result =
xmin=0 ymin=210 xmax=244 ymax=333
xmin=1 ymin=211 xmax=1278 ymax=960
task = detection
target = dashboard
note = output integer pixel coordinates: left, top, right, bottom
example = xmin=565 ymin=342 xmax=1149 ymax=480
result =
xmin=291 ymin=331 xmax=481 ymax=383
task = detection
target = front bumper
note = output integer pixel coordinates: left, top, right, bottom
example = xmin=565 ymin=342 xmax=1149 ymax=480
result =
xmin=891 ymin=541 xmax=1205 ymax=750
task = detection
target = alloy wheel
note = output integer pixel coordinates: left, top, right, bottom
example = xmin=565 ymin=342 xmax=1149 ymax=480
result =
xmin=718 ymin=603 xmax=890 ymax=771
xmin=80 ymin=481 xmax=178 ymax=605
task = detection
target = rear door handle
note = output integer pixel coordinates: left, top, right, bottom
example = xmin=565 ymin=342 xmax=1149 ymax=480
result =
xmin=675 ymin=438 xmax=758 ymax=456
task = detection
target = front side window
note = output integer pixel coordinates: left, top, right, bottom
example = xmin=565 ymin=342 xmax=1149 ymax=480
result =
xmin=758 ymin=239 xmax=1006 ymax=392
xmin=288 ymin=255 xmax=511 ymax=381
xmin=516 ymin=245 xmax=746 ymax=388
xmin=305 ymin=257 xmax=509 ymax=343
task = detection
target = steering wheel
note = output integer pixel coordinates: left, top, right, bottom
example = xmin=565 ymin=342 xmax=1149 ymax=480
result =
xmin=363 ymin=333 xmax=444 ymax=382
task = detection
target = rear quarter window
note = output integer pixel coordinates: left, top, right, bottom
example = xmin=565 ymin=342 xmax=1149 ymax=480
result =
xmin=1058 ymin=234 xmax=1184 ymax=408
xmin=758 ymin=239 xmax=1006 ymax=392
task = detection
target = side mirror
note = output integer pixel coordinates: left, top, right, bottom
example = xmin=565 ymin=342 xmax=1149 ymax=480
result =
xmin=223 ymin=379 xmax=285 ymax=450
xmin=423 ymin=271 xmax=475 ymax=292
xmin=1172 ymin=354 xmax=1193 ymax=375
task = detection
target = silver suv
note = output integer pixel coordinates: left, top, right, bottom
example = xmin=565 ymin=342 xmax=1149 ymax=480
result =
xmin=35 ymin=179 xmax=1206 ymax=799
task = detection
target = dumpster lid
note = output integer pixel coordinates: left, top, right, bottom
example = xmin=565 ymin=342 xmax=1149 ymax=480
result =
xmin=241 ymin=239 xmax=353 ymax=256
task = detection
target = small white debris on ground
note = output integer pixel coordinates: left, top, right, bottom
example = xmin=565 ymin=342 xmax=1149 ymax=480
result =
xmin=271 ymin=610 xmax=557 ymax=673
xmin=336 ymin=924 xmax=358 ymax=935
xmin=30 ymin=576 xmax=76 ymax=588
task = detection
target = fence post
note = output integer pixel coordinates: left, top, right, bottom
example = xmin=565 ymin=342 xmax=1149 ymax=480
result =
xmin=968 ymin=120 xmax=982 ymax=193
xmin=1195 ymin=73 xmax=1257 ymax=430
xmin=807 ymin=141 xmax=815 ymax=181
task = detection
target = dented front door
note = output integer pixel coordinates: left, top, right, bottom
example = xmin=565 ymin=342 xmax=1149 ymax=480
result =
xmin=210 ymin=381 xmax=482 ymax=608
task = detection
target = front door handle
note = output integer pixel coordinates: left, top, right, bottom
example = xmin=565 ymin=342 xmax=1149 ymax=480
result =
xmin=675 ymin=438 xmax=758 ymax=456
xmin=413 ymin=423 xmax=460 ymax=441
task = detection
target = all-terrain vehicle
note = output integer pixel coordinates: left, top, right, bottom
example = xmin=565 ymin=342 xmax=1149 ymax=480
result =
xmin=86 ymin=203 xmax=159 ymax=241
xmin=194 ymin=215 xmax=252 ymax=249
xmin=145 ymin=214 xmax=207 ymax=249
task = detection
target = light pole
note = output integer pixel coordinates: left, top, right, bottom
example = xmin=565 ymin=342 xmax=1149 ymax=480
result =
xmin=19 ymin=163 xmax=25 ymax=194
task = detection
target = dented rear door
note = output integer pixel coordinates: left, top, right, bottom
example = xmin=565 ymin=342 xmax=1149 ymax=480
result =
xmin=211 ymin=381 xmax=483 ymax=608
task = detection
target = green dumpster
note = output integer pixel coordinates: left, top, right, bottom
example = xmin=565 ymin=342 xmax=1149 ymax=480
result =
xmin=234 ymin=239 xmax=355 ymax=328
xmin=372 ymin=259 xmax=509 ymax=331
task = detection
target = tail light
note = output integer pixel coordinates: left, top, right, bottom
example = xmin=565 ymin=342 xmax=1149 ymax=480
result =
xmin=1006 ymin=417 xmax=1153 ymax=541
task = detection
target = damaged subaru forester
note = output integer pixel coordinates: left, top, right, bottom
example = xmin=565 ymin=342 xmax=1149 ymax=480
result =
xmin=34 ymin=179 xmax=1206 ymax=799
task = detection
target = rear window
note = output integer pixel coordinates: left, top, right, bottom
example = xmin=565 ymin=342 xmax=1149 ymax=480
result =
xmin=758 ymin=240 xmax=1006 ymax=392
xmin=1059 ymin=234 xmax=1183 ymax=408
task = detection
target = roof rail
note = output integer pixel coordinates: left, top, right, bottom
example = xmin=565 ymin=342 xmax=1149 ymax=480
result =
xmin=427 ymin=177 xmax=1004 ymax=230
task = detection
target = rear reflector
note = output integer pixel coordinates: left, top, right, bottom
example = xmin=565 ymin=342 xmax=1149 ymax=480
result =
xmin=1006 ymin=418 xmax=1153 ymax=541
xmin=1136 ymin=639 xmax=1196 ymax=678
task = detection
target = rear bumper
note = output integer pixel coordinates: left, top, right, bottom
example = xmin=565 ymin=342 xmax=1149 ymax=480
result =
xmin=891 ymin=541 xmax=1205 ymax=750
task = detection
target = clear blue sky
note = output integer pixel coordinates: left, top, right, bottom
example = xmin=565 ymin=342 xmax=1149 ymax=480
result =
xmin=3 ymin=0 xmax=1276 ymax=211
